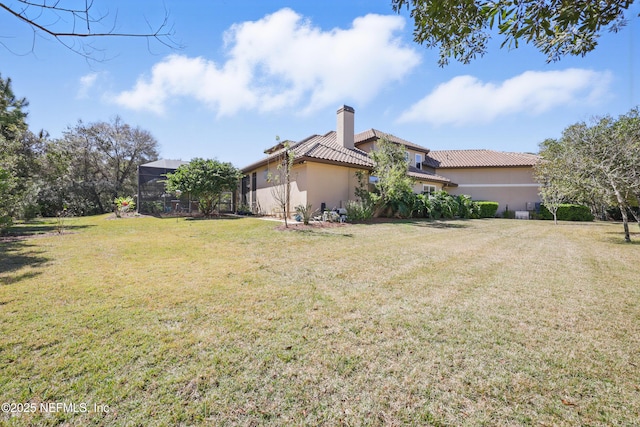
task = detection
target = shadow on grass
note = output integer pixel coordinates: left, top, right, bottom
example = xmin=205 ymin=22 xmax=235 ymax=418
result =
xmin=0 ymin=240 xmax=49 ymax=285
xmin=603 ymin=231 xmax=640 ymax=245
xmin=293 ymin=229 xmax=354 ymax=238
xmin=0 ymin=222 xmax=94 ymax=285
xmin=3 ymin=223 xmax=95 ymax=238
xmin=184 ymin=215 xmax=245 ymax=221
xmin=145 ymin=213 xmax=245 ymax=221
xmin=354 ymin=218 xmax=472 ymax=229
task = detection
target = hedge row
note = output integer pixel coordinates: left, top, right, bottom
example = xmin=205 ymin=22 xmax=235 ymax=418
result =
xmin=476 ymin=201 xmax=499 ymax=218
xmin=539 ymin=204 xmax=594 ymax=221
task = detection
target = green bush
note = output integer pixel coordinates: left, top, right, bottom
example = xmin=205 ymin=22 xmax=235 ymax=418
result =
xmin=476 ymin=201 xmax=499 ymax=218
xmin=345 ymin=200 xmax=374 ymax=221
xmin=295 ymin=204 xmax=317 ymax=225
xmin=502 ymin=208 xmax=515 ymax=219
xmin=539 ymin=204 xmax=594 ymax=221
xmin=455 ymin=194 xmax=479 ymax=219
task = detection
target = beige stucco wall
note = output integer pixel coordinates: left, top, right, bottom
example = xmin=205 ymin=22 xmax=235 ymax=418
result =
xmin=249 ymin=163 xmax=308 ymax=216
xmin=304 ymin=162 xmax=365 ymax=211
xmin=247 ymin=161 xmax=365 ymax=217
xmin=440 ymin=167 xmax=540 ymax=212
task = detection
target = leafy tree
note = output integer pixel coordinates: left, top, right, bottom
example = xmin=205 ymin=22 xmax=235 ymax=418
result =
xmin=166 ymin=158 xmax=243 ymax=217
xmin=536 ymin=108 xmax=640 ymax=242
xmin=54 ymin=117 xmax=159 ymax=214
xmin=392 ymin=0 xmax=637 ymax=65
xmin=0 ymin=74 xmax=28 ymax=140
xmin=535 ymin=138 xmax=571 ymax=224
xmin=0 ymin=166 xmax=15 ymax=232
xmin=0 ymin=73 xmax=32 ymax=226
xmin=368 ymin=137 xmax=415 ymax=217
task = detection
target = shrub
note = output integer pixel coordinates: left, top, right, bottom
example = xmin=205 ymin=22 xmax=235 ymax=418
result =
xmin=502 ymin=207 xmax=516 ymax=219
xmin=539 ymin=204 xmax=594 ymax=221
xmin=455 ymin=194 xmax=479 ymax=219
xmin=476 ymin=201 xmax=499 ymax=218
xmin=114 ymin=196 xmax=136 ymax=218
xmin=295 ymin=204 xmax=317 ymax=225
xmin=345 ymin=200 xmax=374 ymax=221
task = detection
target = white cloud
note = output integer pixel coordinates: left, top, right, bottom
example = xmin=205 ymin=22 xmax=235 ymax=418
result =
xmin=113 ymin=8 xmax=419 ymax=116
xmin=77 ymin=73 xmax=99 ymax=99
xmin=398 ymin=69 xmax=613 ymax=125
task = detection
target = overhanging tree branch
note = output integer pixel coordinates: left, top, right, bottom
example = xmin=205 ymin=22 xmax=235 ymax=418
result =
xmin=0 ymin=0 xmax=179 ymax=60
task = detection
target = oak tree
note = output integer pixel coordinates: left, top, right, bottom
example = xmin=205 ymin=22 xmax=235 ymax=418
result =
xmin=392 ymin=0 xmax=637 ymax=65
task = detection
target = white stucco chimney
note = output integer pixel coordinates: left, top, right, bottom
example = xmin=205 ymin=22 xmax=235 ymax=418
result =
xmin=337 ymin=105 xmax=355 ymax=150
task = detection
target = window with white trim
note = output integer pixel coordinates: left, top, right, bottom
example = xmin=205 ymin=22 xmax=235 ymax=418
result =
xmin=423 ymin=185 xmax=436 ymax=196
xmin=404 ymin=151 xmax=410 ymax=163
xmin=415 ymin=153 xmax=422 ymax=170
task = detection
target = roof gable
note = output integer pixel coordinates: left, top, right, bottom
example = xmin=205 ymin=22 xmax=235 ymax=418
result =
xmin=355 ymin=129 xmax=430 ymax=154
xmin=242 ymin=131 xmax=373 ymax=172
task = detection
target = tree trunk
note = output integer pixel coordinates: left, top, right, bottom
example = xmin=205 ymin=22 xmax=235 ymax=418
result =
xmin=611 ymin=183 xmax=631 ymax=242
xmin=634 ymin=193 xmax=640 ymax=230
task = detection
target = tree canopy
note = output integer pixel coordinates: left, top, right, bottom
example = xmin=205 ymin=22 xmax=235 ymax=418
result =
xmin=536 ymin=107 xmax=640 ymax=242
xmin=368 ymin=137 xmax=415 ymax=217
xmin=392 ymin=0 xmax=637 ymax=65
xmin=0 ymin=74 xmax=30 ymax=231
xmin=166 ymin=158 xmax=243 ymax=217
xmin=48 ymin=117 xmax=159 ymax=215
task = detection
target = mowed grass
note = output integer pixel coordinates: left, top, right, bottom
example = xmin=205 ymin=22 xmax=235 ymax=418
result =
xmin=0 ymin=215 xmax=639 ymax=426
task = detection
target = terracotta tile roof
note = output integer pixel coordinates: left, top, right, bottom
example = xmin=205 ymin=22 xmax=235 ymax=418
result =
xmin=355 ymin=129 xmax=430 ymax=154
xmin=407 ymin=166 xmax=455 ymax=185
xmin=426 ymin=149 xmax=540 ymax=168
xmin=241 ymin=131 xmax=373 ymax=172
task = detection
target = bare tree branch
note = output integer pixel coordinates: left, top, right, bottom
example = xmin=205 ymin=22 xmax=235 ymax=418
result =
xmin=0 ymin=0 xmax=180 ymax=60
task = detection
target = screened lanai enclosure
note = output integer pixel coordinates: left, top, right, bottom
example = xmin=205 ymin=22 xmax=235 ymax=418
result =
xmin=137 ymin=159 xmax=193 ymax=214
xmin=137 ymin=159 xmax=236 ymax=215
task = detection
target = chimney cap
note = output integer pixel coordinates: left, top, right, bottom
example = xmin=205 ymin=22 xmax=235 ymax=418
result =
xmin=337 ymin=105 xmax=355 ymax=114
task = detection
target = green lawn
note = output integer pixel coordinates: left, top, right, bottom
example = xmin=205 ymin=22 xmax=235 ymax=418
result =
xmin=1 ymin=215 xmax=639 ymax=426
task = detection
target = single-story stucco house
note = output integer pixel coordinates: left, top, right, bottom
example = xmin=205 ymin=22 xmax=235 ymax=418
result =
xmin=240 ymin=105 xmax=540 ymax=216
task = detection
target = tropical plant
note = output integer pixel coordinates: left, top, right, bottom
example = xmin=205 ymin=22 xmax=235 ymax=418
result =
xmin=454 ymin=194 xmax=479 ymax=219
xmin=345 ymin=200 xmax=374 ymax=221
xmin=427 ymin=191 xmax=457 ymax=219
xmin=295 ymin=204 xmax=317 ymax=225
xmin=114 ymin=196 xmax=135 ymax=218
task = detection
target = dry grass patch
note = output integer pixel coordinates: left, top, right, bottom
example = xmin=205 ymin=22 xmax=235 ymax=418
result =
xmin=0 ymin=216 xmax=639 ymax=426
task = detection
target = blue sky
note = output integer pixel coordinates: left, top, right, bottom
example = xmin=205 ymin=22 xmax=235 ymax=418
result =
xmin=1 ymin=0 xmax=638 ymax=167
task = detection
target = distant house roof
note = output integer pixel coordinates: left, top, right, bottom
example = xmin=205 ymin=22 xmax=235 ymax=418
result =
xmin=241 ymin=131 xmax=373 ymax=172
xmin=356 ymin=129 xmax=430 ymax=154
xmin=141 ymin=159 xmax=189 ymax=169
xmin=426 ymin=150 xmax=539 ymax=169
